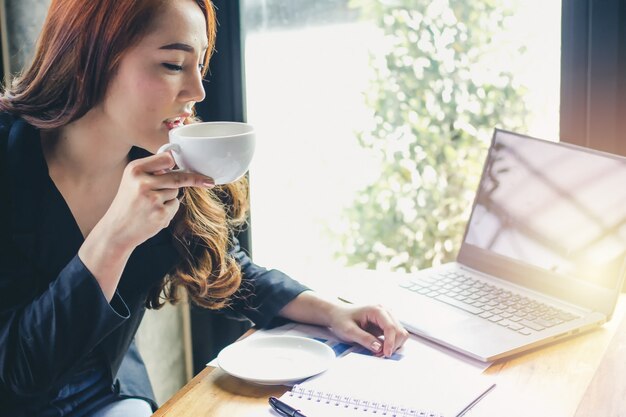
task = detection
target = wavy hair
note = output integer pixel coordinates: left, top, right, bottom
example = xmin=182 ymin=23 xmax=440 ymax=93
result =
xmin=0 ymin=0 xmax=249 ymax=310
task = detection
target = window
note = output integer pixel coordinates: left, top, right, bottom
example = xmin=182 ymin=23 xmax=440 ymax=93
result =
xmin=241 ymin=0 xmax=561 ymax=280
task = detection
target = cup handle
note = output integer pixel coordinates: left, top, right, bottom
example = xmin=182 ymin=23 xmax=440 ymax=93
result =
xmin=157 ymin=143 xmax=188 ymax=171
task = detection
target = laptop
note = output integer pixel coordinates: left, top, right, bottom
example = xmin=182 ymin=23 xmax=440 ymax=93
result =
xmin=342 ymin=129 xmax=626 ymax=362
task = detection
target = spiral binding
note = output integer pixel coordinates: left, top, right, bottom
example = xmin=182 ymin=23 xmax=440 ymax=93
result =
xmin=288 ymin=385 xmax=444 ymax=417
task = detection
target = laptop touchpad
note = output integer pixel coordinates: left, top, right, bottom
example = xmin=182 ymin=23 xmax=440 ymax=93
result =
xmin=393 ymin=291 xmax=472 ymax=332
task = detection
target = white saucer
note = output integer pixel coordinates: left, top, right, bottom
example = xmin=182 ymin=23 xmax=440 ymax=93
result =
xmin=217 ymin=335 xmax=335 ymax=385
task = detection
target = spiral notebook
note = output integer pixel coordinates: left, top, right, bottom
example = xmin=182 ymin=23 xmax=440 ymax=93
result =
xmin=267 ymin=353 xmax=495 ymax=417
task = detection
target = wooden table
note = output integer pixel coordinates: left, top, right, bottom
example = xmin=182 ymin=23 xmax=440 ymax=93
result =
xmin=153 ymin=297 xmax=626 ymax=417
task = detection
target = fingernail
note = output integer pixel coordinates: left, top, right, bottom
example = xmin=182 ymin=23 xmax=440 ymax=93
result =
xmin=202 ymin=181 xmax=214 ymax=188
xmin=371 ymin=341 xmax=382 ymax=352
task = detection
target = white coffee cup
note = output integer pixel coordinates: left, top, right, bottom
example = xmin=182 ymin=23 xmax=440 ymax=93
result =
xmin=157 ymin=121 xmax=255 ymax=185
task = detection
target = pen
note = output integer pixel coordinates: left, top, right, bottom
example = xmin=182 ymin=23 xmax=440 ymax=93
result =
xmin=457 ymin=383 xmax=497 ymax=416
xmin=268 ymin=396 xmax=307 ymax=417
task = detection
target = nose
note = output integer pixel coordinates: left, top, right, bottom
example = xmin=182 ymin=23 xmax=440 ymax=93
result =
xmin=181 ymin=68 xmax=206 ymax=104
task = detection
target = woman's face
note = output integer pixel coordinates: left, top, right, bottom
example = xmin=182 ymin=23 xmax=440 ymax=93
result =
xmin=100 ymin=0 xmax=208 ymax=153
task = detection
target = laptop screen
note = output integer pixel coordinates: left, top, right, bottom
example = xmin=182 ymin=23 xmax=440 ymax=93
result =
xmin=464 ymin=130 xmax=626 ymax=291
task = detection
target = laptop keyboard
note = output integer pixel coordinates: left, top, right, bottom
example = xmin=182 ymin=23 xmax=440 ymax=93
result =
xmin=399 ymin=270 xmax=580 ymax=336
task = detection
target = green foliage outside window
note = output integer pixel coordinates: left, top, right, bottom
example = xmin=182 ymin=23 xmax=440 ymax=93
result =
xmin=335 ymin=0 xmax=529 ymax=271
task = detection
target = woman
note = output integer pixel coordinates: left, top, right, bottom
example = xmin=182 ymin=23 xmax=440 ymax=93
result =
xmin=0 ymin=0 xmax=408 ymax=416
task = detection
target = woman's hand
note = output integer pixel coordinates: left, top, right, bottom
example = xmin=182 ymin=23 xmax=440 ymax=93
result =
xmin=279 ymin=292 xmax=409 ymax=357
xmin=79 ymin=152 xmax=213 ymax=301
xmin=327 ymin=303 xmax=409 ymax=357
xmin=101 ymin=152 xmax=214 ymax=251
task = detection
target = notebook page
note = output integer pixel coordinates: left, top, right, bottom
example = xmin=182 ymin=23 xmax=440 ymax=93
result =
xmin=286 ymin=352 xmax=494 ymax=417
xmin=278 ymin=388 xmax=445 ymax=417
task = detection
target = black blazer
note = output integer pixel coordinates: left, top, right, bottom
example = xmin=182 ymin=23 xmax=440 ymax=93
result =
xmin=0 ymin=113 xmax=308 ymax=414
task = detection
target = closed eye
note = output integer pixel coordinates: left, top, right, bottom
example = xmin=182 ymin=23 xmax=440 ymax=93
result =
xmin=163 ymin=63 xmax=183 ymax=72
xmin=163 ymin=63 xmax=205 ymax=73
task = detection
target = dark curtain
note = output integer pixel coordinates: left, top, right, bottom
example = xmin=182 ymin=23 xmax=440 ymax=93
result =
xmin=0 ymin=22 xmax=4 ymax=84
xmin=561 ymin=0 xmax=626 ymax=155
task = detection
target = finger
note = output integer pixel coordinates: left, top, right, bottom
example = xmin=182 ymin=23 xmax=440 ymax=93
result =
xmin=392 ymin=315 xmax=410 ymax=350
xmin=163 ymin=195 xmax=181 ymax=219
xmin=368 ymin=307 xmax=399 ymax=357
xmin=132 ymin=152 xmax=177 ymax=173
xmin=383 ymin=308 xmax=409 ymax=350
xmin=156 ymin=188 xmax=179 ymax=203
xmin=151 ymin=171 xmax=215 ymax=190
xmin=346 ymin=323 xmax=385 ymax=355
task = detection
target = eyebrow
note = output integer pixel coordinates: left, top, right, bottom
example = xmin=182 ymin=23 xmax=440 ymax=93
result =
xmin=159 ymin=43 xmax=208 ymax=53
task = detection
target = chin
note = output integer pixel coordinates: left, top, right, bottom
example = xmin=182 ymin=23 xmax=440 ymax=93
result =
xmin=141 ymin=128 xmax=170 ymax=154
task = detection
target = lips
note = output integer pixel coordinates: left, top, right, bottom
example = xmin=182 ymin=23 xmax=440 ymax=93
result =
xmin=163 ymin=113 xmax=191 ymax=130
xmin=164 ymin=118 xmax=183 ymax=130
